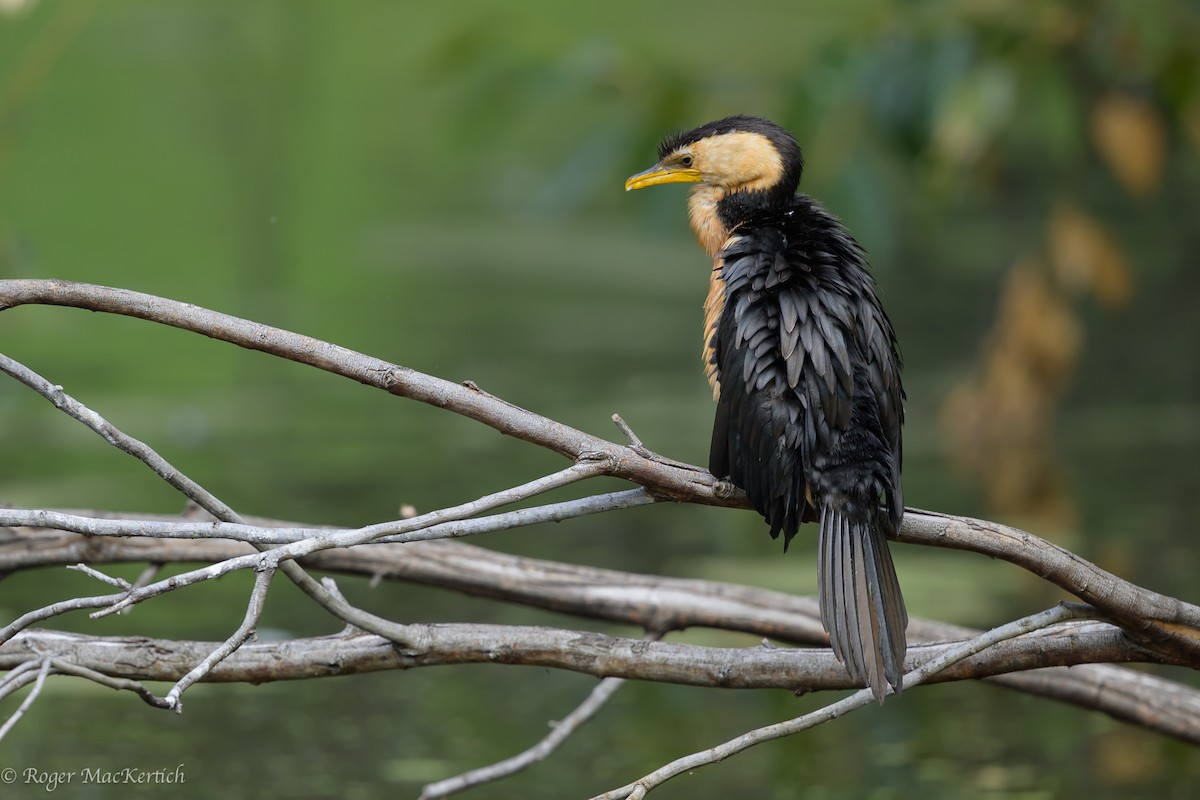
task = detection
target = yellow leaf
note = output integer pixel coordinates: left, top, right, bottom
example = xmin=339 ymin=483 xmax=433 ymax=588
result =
xmin=1048 ymin=203 xmax=1134 ymax=308
xmin=939 ymin=258 xmax=1081 ymax=527
xmin=1090 ymin=92 xmax=1165 ymax=197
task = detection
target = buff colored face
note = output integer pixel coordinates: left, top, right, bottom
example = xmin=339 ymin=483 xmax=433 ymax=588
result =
xmin=625 ymin=131 xmax=785 ymax=194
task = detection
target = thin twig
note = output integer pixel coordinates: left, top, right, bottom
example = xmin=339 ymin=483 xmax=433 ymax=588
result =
xmin=611 ymin=413 xmax=646 ymax=450
xmin=590 ymin=603 xmax=1094 ymax=800
xmin=67 ymin=563 xmax=132 ymax=590
xmin=87 ymin=461 xmax=610 ymax=620
xmin=0 ymin=354 xmax=427 ymax=712
xmin=48 ymin=659 xmax=171 ymax=709
xmin=320 ymin=459 xmax=614 ymax=546
xmin=0 ymin=507 xmax=335 ymax=544
xmin=163 ymin=564 xmax=276 ymax=712
xmin=0 ymin=490 xmax=657 ymax=546
xmin=0 ymin=660 xmax=44 ymax=699
xmin=0 ymin=593 xmax=125 ymax=647
xmin=421 ymin=631 xmax=664 ymax=799
xmin=611 ymin=413 xmax=701 ymax=471
xmin=1 ymin=352 xmax=618 ymax=665
xmin=375 ymin=489 xmax=657 ymax=543
xmin=423 ymin=678 xmax=629 ymax=799
xmin=0 ymin=658 xmax=51 ymax=743
xmin=0 ymin=671 xmax=42 ymax=706
xmin=0 ymin=353 xmax=242 ymax=522
xmin=0 ymin=352 xmax=403 ymax=644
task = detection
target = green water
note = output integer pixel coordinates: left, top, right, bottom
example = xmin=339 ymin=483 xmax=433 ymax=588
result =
xmin=1 ymin=1 xmax=1198 ymax=798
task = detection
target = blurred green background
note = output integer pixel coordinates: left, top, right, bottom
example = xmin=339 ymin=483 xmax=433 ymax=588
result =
xmin=2 ymin=0 xmax=1199 ymax=797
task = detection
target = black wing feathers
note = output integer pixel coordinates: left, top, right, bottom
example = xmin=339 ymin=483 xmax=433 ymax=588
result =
xmin=711 ymin=199 xmax=887 ymax=528
xmin=707 ymin=195 xmax=907 ymax=700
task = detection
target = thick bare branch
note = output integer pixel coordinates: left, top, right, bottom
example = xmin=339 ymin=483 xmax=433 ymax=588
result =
xmin=591 ymin=604 xmax=1092 ymax=800
xmin=3 ymin=278 xmax=1199 ymax=767
xmin=0 ymin=280 xmax=725 ymax=503
xmin=3 ymin=280 xmax=1197 ymax=653
xmin=2 ymin=516 xmax=1198 ymax=744
xmin=902 ymin=511 xmax=1200 ymax=660
xmin=0 ymin=618 xmax=1184 ymax=693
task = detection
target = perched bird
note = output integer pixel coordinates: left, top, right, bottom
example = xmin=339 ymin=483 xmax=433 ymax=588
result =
xmin=626 ymin=116 xmax=907 ymax=701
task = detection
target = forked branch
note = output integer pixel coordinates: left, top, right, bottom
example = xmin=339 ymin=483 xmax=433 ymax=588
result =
xmin=2 ymin=278 xmax=1198 ymax=794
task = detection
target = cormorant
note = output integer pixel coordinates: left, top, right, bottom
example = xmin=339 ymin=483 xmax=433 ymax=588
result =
xmin=626 ymin=115 xmax=907 ymax=702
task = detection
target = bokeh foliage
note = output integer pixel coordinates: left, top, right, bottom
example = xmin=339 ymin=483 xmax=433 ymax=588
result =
xmin=1 ymin=1 xmax=1198 ymax=798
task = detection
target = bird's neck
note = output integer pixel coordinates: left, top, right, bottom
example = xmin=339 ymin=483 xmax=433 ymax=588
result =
xmin=688 ymin=184 xmax=790 ymax=258
xmin=687 ymin=185 xmax=730 ymax=259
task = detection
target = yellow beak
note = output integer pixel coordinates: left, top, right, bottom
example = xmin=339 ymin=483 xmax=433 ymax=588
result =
xmin=624 ymin=164 xmax=702 ymax=191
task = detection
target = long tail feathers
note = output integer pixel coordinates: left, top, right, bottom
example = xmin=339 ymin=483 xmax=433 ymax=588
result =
xmin=817 ymin=504 xmax=908 ymax=703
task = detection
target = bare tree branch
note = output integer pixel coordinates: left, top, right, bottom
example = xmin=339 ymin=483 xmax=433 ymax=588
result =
xmin=3 ymin=349 xmax=618 ymax=729
xmin=420 ymin=631 xmax=665 ymax=800
xmin=425 ymin=677 xmax=630 ymax=799
xmin=0 ymin=351 xmax=403 ymax=650
xmin=65 ymin=563 xmax=132 ymax=590
xmin=45 ymin=659 xmax=171 ymax=709
xmin=0 ymin=617 xmax=1185 ymax=693
xmin=0 ymin=280 xmax=726 ymax=503
xmin=902 ymin=511 xmax=1200 ymax=660
xmin=0 ymin=345 xmax=645 ymax=723
xmin=78 ymin=462 xmax=608 ymax=623
xmin=2 ymin=513 xmax=1199 ymax=743
xmin=163 ymin=564 xmax=276 ymax=712
xmin=590 ymin=604 xmax=1092 ymax=800
xmin=2 ymin=280 xmax=1196 ymax=655
xmin=0 ymin=658 xmax=50 ymax=743
xmin=0 ymin=490 xmax=657 ymax=546
xmin=0 ymin=350 xmax=610 ymax=650
xmin=0 ymin=591 xmax=126 ymax=646
xmin=3 ymin=278 xmax=1199 ymax=793
xmin=0 ymin=353 xmax=244 ymax=522
xmin=0 ymin=660 xmax=45 ymax=700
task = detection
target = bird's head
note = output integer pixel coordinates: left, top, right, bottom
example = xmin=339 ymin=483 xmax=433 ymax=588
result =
xmin=625 ymin=115 xmax=804 ymax=204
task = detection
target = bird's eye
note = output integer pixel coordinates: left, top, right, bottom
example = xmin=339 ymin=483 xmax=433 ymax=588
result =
xmin=680 ymin=155 xmax=694 ymax=167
